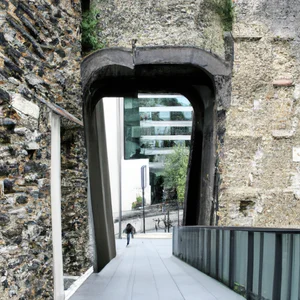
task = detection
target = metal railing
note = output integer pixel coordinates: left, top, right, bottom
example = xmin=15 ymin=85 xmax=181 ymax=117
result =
xmin=113 ymin=204 xmax=184 ymax=236
xmin=173 ymin=226 xmax=300 ymax=300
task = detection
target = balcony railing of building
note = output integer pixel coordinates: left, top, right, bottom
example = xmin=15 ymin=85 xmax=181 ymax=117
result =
xmin=139 ymin=126 xmax=192 ymax=136
xmin=139 ymin=106 xmax=193 ymax=122
xmin=173 ymin=226 xmax=300 ymax=300
xmin=140 ymin=120 xmax=192 ymax=127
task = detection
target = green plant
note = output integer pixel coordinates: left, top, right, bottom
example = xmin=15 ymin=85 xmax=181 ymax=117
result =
xmin=81 ymin=7 xmax=106 ymax=54
xmin=132 ymin=195 xmax=143 ymax=209
xmin=162 ymin=145 xmax=189 ymax=204
xmin=209 ymin=0 xmax=235 ymax=31
xmin=233 ymin=282 xmax=247 ymax=298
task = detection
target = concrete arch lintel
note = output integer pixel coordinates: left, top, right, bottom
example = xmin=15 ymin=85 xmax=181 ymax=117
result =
xmin=81 ymin=48 xmax=134 ymax=95
xmin=81 ymin=46 xmax=231 ymax=96
xmin=134 ymin=46 xmax=231 ymax=76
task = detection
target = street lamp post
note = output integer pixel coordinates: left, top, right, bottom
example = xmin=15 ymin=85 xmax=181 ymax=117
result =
xmin=142 ymin=184 xmax=145 ymax=233
xmin=141 ymin=165 xmax=147 ymax=233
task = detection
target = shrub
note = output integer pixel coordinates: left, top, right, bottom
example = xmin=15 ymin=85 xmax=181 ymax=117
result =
xmin=209 ymin=0 xmax=235 ymax=31
xmin=132 ymin=195 xmax=143 ymax=209
xmin=81 ymin=8 xmax=106 ymax=54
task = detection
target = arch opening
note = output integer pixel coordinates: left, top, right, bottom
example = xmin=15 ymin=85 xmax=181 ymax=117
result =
xmin=123 ymin=93 xmax=192 ymax=211
xmin=81 ymin=47 xmax=230 ymax=271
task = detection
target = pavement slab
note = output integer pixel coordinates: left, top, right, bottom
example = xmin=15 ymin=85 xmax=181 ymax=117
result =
xmin=70 ymin=237 xmax=244 ymax=300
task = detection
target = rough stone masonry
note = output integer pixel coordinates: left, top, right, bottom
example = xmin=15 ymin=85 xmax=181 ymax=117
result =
xmin=93 ymin=0 xmax=300 ymax=227
xmin=219 ymin=0 xmax=300 ymax=227
xmin=0 ymin=0 xmax=90 ymax=299
xmin=0 ymin=0 xmax=300 ymax=299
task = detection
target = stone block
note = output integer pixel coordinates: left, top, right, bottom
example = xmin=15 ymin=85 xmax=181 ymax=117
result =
xmin=25 ymin=173 xmax=38 ymax=183
xmin=0 ymin=180 xmax=3 ymax=196
xmin=16 ymin=194 xmax=28 ymax=204
xmin=14 ymin=127 xmax=29 ymax=136
xmin=273 ymin=79 xmax=293 ymax=87
xmin=24 ymin=162 xmax=47 ymax=175
xmin=0 ymin=88 xmax=10 ymax=101
xmin=8 ymin=207 xmax=26 ymax=216
xmin=25 ymin=142 xmax=39 ymax=150
xmin=2 ymin=226 xmax=23 ymax=239
xmin=272 ymin=130 xmax=293 ymax=139
xmin=25 ymin=74 xmax=45 ymax=86
xmin=293 ymin=84 xmax=300 ymax=100
xmin=0 ymin=118 xmax=16 ymax=126
xmin=11 ymin=94 xmax=40 ymax=119
xmin=0 ymin=161 xmax=9 ymax=176
xmin=293 ymin=148 xmax=300 ymax=162
xmin=0 ymin=11 xmax=6 ymax=27
xmin=3 ymin=179 xmax=14 ymax=193
xmin=0 ymin=213 xmax=10 ymax=226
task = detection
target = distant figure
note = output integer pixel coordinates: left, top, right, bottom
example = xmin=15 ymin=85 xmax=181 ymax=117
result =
xmin=130 ymin=149 xmax=141 ymax=158
xmin=123 ymin=223 xmax=136 ymax=246
xmin=130 ymin=148 xmax=148 ymax=159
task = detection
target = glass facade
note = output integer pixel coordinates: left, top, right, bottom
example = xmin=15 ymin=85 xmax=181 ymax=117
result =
xmin=124 ymin=95 xmax=193 ymax=203
xmin=124 ymin=96 xmax=193 ymax=160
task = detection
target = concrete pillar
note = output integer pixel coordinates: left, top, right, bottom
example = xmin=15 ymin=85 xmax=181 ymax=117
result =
xmin=50 ymin=112 xmax=64 ymax=300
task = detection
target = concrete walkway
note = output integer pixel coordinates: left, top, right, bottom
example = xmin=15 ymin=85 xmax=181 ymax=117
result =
xmin=70 ymin=236 xmax=244 ymax=300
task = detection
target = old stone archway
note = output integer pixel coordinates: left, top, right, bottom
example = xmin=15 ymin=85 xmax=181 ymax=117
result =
xmin=81 ymin=46 xmax=231 ymax=271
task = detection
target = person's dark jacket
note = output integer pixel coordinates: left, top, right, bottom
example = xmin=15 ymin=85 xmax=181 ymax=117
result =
xmin=124 ymin=224 xmax=136 ymax=235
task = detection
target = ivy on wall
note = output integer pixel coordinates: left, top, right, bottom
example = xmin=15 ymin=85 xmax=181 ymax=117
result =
xmin=162 ymin=145 xmax=189 ymax=205
xmin=81 ymin=7 xmax=106 ymax=54
xmin=209 ymin=0 xmax=235 ymax=31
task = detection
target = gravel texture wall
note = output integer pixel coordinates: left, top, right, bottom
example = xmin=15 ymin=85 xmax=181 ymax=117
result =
xmin=92 ymin=0 xmax=226 ymax=58
xmin=0 ymin=1 xmax=90 ymax=299
xmin=1 ymin=0 xmax=300 ymax=297
xmin=92 ymin=0 xmax=300 ymax=228
xmin=218 ymin=0 xmax=300 ymax=227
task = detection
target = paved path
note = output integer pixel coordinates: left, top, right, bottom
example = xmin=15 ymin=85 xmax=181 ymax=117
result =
xmin=70 ymin=236 xmax=244 ymax=300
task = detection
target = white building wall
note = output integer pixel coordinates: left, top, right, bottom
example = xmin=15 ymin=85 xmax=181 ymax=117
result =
xmin=122 ymin=159 xmax=151 ymax=212
xmin=102 ymin=98 xmax=121 ymax=215
xmin=102 ymin=98 xmax=151 ymax=215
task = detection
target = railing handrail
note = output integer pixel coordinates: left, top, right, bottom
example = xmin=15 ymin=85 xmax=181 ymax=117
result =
xmin=177 ymin=225 xmax=300 ymax=234
xmin=173 ymin=225 xmax=300 ymax=299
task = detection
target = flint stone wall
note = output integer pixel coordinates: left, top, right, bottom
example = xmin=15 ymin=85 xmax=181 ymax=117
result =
xmin=218 ymin=0 xmax=300 ymax=227
xmin=1 ymin=0 xmax=300 ymax=297
xmin=0 ymin=1 xmax=90 ymax=299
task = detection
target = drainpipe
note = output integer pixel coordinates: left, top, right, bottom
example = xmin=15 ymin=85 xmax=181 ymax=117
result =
xmin=50 ymin=112 xmax=64 ymax=300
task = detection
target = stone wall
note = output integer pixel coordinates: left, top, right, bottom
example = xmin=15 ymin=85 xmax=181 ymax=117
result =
xmin=92 ymin=0 xmax=300 ymax=228
xmin=92 ymin=0 xmax=226 ymax=58
xmin=61 ymin=123 xmax=91 ymax=276
xmin=218 ymin=0 xmax=300 ymax=227
xmin=1 ymin=0 xmax=300 ymax=297
xmin=0 ymin=1 xmax=90 ymax=299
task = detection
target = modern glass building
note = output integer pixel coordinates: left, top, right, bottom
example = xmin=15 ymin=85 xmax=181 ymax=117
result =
xmin=124 ymin=95 xmax=193 ymax=203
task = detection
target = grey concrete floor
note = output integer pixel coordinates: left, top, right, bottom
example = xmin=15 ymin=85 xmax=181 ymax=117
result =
xmin=70 ymin=236 xmax=244 ymax=300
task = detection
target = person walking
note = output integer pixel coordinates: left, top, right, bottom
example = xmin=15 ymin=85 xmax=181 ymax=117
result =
xmin=123 ymin=223 xmax=136 ymax=246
